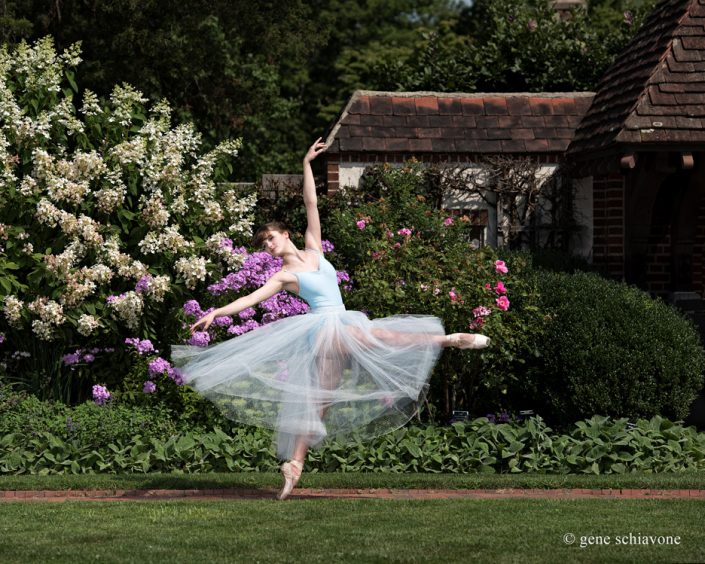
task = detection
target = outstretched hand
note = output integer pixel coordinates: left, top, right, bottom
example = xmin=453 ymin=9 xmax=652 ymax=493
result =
xmin=190 ymin=311 xmax=215 ymax=334
xmin=304 ymin=137 xmax=327 ymax=163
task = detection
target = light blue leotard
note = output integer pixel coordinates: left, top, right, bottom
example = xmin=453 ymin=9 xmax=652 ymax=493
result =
xmin=291 ymin=250 xmax=344 ymax=311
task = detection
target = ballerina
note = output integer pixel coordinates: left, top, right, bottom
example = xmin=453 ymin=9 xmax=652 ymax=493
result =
xmin=171 ymin=138 xmax=490 ymax=500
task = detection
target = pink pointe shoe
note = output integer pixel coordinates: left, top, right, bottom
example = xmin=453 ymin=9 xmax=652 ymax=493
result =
xmin=447 ymin=333 xmax=491 ymax=350
xmin=277 ymin=459 xmax=303 ymax=500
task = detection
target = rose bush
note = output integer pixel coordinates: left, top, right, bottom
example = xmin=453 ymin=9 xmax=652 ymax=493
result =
xmin=324 ymin=164 xmax=547 ymax=418
xmin=0 ymin=38 xmax=256 ymax=400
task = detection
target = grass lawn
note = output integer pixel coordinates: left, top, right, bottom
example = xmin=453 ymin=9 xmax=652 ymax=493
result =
xmin=1 ymin=471 xmax=704 ymax=491
xmin=0 ymin=498 xmax=703 ymax=563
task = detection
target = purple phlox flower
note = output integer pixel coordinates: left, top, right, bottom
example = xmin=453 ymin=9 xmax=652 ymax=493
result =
xmin=214 ymin=315 xmax=233 ymax=327
xmin=260 ymin=292 xmax=309 ymax=319
xmin=143 ymin=381 xmax=157 ymax=394
xmin=499 ymin=411 xmax=511 ymax=423
xmin=92 ymin=384 xmax=111 ymax=405
xmin=227 ymin=324 xmax=245 ymax=336
xmin=135 ymin=275 xmax=152 ymax=294
xmin=167 ymin=367 xmax=185 ymax=385
xmin=124 ymin=337 xmax=156 ymax=356
xmin=83 ymin=353 xmax=95 ymax=363
xmin=219 ymin=237 xmax=233 ymax=249
xmin=148 ymin=357 xmax=172 ymax=376
xmin=239 ymin=308 xmax=256 ymax=320
xmin=261 ymin=313 xmax=277 ymax=324
xmin=321 ymin=240 xmax=335 ymax=253
xmin=187 ymin=331 xmax=211 ymax=347
xmin=63 ymin=352 xmax=81 ymax=366
xmin=336 ymin=270 xmax=352 ymax=291
xmin=485 ymin=413 xmax=496 ymax=423
xmin=106 ymin=294 xmax=123 ymax=304
xmin=208 ymin=252 xmax=283 ymax=295
xmin=183 ymin=300 xmax=203 ymax=318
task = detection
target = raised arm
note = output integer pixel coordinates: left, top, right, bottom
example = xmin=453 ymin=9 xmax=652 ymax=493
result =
xmin=303 ymin=138 xmax=327 ymax=252
xmin=189 ymin=273 xmax=286 ymax=333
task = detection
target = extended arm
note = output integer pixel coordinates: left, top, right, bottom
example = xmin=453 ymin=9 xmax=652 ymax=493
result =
xmin=303 ymin=138 xmax=327 ymax=252
xmin=190 ymin=274 xmax=286 ymax=333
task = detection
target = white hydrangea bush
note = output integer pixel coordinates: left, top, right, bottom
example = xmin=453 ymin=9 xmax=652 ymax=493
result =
xmin=0 ymin=38 xmax=256 ymax=353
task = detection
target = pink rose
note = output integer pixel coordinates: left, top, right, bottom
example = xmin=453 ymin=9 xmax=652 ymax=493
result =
xmin=443 ymin=217 xmax=454 ymax=226
xmin=449 ymin=290 xmax=458 ymax=302
xmin=496 ymin=296 xmax=510 ymax=311
xmin=494 ymin=281 xmax=507 ymax=295
xmin=495 ymin=260 xmax=509 ymax=274
xmin=356 ymin=220 xmax=366 ymax=230
xmin=397 ymin=228 xmax=412 ymax=236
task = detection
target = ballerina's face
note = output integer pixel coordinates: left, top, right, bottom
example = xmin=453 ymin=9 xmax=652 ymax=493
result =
xmin=261 ymin=229 xmax=289 ymax=256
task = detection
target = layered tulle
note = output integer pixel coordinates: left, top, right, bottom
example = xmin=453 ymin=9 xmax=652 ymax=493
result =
xmin=171 ymin=306 xmax=444 ymax=460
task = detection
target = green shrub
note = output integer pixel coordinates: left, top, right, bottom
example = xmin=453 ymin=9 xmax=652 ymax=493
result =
xmin=522 ymin=271 xmax=705 ymax=426
xmin=0 ymin=385 xmax=185 ymax=447
xmin=1 ymin=413 xmax=703 ymax=475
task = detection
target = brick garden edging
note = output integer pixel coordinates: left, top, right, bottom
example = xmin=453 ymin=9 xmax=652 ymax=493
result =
xmin=1 ymin=488 xmax=704 ymax=502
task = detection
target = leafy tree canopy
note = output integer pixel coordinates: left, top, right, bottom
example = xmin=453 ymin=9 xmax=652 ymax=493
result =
xmin=2 ymin=0 xmax=660 ymax=178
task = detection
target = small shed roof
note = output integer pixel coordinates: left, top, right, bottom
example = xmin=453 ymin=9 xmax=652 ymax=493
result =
xmin=325 ymin=91 xmax=594 ymax=155
xmin=570 ymin=0 xmax=705 ymax=154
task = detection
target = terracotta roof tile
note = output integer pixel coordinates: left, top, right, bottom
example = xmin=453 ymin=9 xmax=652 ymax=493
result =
xmin=326 ymin=91 xmax=594 ymax=154
xmin=571 ymin=0 xmax=705 ymax=154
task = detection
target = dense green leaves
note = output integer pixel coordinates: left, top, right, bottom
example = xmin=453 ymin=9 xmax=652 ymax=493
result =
xmin=2 ymin=1 xmax=660 ymax=177
xmin=1 ymin=410 xmax=703 ymax=475
xmin=523 ymin=271 xmax=705 ymax=426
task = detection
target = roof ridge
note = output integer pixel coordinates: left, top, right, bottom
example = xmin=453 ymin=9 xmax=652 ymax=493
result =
xmin=354 ymin=90 xmax=595 ymax=98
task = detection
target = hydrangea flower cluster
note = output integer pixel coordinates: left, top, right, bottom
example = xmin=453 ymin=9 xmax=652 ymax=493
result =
xmin=0 ymin=37 xmax=256 ymax=350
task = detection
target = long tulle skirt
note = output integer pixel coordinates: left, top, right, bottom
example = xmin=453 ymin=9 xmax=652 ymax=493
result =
xmin=171 ymin=306 xmax=444 ymax=460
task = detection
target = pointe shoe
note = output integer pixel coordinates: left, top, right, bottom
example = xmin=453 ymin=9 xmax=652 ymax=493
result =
xmin=277 ymin=459 xmax=303 ymax=500
xmin=447 ymin=333 xmax=491 ymax=350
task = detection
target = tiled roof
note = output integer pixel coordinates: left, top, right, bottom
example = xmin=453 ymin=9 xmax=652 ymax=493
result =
xmin=325 ymin=91 xmax=594 ymax=154
xmin=570 ymin=0 xmax=705 ymax=154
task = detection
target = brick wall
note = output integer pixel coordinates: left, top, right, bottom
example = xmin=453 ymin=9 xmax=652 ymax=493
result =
xmin=645 ymin=234 xmax=672 ymax=295
xmin=592 ymin=174 xmax=625 ymax=279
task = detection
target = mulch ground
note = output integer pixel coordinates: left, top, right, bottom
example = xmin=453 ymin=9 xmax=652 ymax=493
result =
xmin=1 ymin=488 xmax=705 ymax=502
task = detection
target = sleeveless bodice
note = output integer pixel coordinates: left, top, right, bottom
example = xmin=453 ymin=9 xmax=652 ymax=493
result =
xmin=293 ymin=252 xmax=344 ymax=310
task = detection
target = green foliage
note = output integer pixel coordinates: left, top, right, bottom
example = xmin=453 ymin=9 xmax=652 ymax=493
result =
xmin=0 ymin=384 xmax=182 ymax=448
xmin=523 ymin=271 xmax=705 ymax=427
xmin=371 ymin=0 xmax=659 ymax=93
xmin=1 ymin=408 xmax=703 ymax=475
